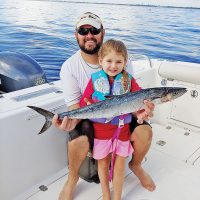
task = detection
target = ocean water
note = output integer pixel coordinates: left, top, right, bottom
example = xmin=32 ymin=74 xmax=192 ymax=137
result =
xmin=0 ymin=0 xmax=200 ymax=82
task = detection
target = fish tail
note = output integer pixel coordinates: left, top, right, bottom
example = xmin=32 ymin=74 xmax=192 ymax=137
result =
xmin=28 ymin=106 xmax=55 ymax=134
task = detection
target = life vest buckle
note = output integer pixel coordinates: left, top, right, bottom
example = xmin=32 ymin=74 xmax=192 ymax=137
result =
xmin=118 ymin=118 xmax=124 ymax=128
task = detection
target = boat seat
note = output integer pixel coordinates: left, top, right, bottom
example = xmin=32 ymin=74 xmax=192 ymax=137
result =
xmin=158 ymin=61 xmax=200 ymax=85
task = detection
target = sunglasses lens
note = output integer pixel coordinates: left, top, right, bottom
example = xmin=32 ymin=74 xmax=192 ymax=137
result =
xmin=78 ymin=28 xmax=89 ymax=35
xmin=90 ymin=28 xmax=101 ymax=35
xmin=78 ymin=28 xmax=101 ymax=35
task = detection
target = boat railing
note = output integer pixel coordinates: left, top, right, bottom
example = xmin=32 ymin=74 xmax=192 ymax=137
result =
xmin=128 ymin=54 xmax=153 ymax=74
xmin=129 ymin=54 xmax=152 ymax=67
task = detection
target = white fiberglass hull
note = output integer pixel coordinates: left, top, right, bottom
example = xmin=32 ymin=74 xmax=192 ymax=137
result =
xmin=1 ymin=59 xmax=200 ymax=200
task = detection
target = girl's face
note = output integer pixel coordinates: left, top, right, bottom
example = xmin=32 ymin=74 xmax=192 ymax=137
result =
xmin=99 ymin=51 xmax=126 ymax=77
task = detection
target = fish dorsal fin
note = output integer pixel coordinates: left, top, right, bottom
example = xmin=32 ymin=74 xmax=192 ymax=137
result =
xmin=105 ymin=94 xmax=121 ymax=99
xmin=105 ymin=95 xmax=113 ymax=99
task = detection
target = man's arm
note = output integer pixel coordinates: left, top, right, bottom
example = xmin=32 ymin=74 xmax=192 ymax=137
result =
xmin=79 ymin=78 xmax=94 ymax=107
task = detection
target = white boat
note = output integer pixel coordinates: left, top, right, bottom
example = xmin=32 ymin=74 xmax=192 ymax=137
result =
xmin=1 ymin=52 xmax=200 ymax=200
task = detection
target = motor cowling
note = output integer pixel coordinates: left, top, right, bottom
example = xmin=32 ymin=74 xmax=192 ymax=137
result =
xmin=0 ymin=51 xmax=47 ymax=93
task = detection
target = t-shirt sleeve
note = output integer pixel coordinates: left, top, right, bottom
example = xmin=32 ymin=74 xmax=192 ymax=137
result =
xmin=60 ymin=62 xmax=82 ymax=107
xmin=79 ymin=78 xmax=94 ymax=107
xmin=131 ymin=77 xmax=141 ymax=92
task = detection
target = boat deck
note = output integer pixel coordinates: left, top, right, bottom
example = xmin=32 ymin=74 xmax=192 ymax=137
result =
xmin=21 ymin=123 xmax=200 ymax=200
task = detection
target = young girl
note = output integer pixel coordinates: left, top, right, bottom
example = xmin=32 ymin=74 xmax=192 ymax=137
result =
xmin=80 ymin=39 xmax=141 ymax=200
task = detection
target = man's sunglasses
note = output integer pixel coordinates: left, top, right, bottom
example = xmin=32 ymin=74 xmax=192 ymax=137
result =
xmin=77 ymin=27 xmax=102 ymax=36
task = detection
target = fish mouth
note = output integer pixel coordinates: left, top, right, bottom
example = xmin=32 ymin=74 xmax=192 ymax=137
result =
xmin=172 ymin=87 xmax=187 ymax=96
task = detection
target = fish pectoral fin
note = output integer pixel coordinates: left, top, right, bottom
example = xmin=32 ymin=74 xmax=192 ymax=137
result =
xmin=105 ymin=117 xmax=114 ymax=123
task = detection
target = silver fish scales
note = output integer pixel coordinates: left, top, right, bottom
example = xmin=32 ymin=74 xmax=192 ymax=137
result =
xmin=28 ymin=87 xmax=187 ymax=134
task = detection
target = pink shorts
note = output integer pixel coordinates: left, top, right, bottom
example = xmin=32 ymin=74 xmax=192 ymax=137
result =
xmin=93 ymin=138 xmax=134 ymax=160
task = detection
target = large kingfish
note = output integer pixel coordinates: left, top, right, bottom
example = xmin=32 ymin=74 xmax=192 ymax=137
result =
xmin=28 ymin=87 xmax=187 ymax=134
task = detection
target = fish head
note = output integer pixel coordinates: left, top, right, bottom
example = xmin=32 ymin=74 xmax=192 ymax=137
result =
xmin=148 ymin=87 xmax=187 ymax=104
xmin=160 ymin=87 xmax=187 ymax=103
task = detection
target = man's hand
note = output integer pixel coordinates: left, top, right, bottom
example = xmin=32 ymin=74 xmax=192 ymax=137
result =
xmin=52 ymin=103 xmax=81 ymax=132
xmin=134 ymin=100 xmax=155 ymax=124
xmin=52 ymin=114 xmax=80 ymax=132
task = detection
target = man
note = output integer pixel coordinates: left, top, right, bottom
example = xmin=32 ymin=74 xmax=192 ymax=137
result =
xmin=52 ymin=12 xmax=156 ymax=200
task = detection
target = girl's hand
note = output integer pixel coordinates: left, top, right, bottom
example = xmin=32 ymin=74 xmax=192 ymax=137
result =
xmin=84 ymin=97 xmax=93 ymax=105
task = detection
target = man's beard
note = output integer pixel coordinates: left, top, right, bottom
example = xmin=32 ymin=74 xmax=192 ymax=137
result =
xmin=77 ymin=38 xmax=103 ymax=55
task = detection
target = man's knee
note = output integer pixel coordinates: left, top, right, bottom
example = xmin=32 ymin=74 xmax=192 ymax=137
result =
xmin=131 ymin=125 xmax=153 ymax=144
xmin=68 ymin=135 xmax=89 ymax=151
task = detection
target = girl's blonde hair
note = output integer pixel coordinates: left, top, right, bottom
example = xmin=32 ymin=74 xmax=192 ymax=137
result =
xmin=98 ymin=39 xmax=130 ymax=92
xmin=98 ymin=39 xmax=128 ymax=62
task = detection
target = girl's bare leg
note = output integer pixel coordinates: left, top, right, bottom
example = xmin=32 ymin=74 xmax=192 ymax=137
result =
xmin=113 ymin=155 xmax=126 ymax=200
xmin=98 ymin=155 xmax=111 ymax=200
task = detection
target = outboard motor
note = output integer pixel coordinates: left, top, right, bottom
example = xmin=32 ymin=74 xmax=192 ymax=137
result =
xmin=0 ymin=51 xmax=47 ymax=93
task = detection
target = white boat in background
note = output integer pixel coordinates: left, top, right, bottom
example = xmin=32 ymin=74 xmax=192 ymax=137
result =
xmin=1 ymin=52 xmax=200 ymax=200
